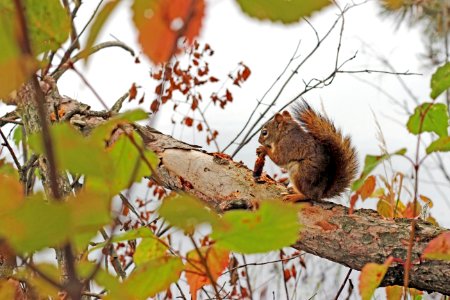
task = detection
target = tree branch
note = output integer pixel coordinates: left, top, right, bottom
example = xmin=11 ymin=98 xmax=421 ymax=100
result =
xmin=132 ymin=125 xmax=450 ymax=296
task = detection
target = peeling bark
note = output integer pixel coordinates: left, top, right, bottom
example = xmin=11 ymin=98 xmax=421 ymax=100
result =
xmin=135 ymin=125 xmax=450 ymax=296
xmin=11 ymin=94 xmax=449 ymax=295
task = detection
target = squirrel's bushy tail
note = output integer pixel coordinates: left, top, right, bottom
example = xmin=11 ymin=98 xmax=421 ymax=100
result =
xmin=292 ymin=101 xmax=358 ymax=199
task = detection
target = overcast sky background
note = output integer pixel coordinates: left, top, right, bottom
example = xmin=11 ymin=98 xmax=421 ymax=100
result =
xmin=0 ymin=1 xmax=442 ymax=298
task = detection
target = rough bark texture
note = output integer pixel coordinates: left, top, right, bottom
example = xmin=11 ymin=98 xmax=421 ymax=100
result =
xmin=135 ymin=125 xmax=450 ymax=296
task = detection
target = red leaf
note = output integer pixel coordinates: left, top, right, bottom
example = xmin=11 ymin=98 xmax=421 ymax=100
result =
xmin=225 ymin=89 xmax=233 ymax=102
xmin=283 ymin=269 xmax=291 ymax=281
xmin=138 ymin=93 xmax=145 ymax=104
xmin=129 ymin=83 xmax=137 ymax=101
xmin=150 ymin=100 xmax=160 ymax=112
xmin=197 ymin=123 xmax=203 ymax=132
xmin=173 ymin=61 xmax=183 ymax=76
xmin=209 ymin=76 xmax=219 ymax=82
xmin=291 ymin=265 xmax=297 ymax=279
xmin=155 ymin=83 xmax=163 ymax=95
xmin=422 ymin=232 xmax=450 ymax=261
xmin=151 ymin=69 xmax=163 ymax=80
xmin=184 ymin=117 xmax=194 ymax=127
xmin=241 ymin=64 xmax=251 ymax=80
xmin=132 ymin=0 xmax=206 ymax=64
xmin=191 ymin=97 xmax=199 ymax=110
xmin=404 ymin=202 xmax=421 ymax=219
xmin=134 ymin=57 xmax=141 ymax=64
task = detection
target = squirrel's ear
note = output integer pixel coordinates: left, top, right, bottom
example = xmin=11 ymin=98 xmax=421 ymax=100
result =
xmin=274 ymin=113 xmax=284 ymax=123
xmin=282 ymin=111 xmax=292 ymax=119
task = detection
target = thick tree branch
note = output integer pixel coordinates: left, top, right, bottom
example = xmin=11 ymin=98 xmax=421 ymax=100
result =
xmin=133 ymin=126 xmax=449 ymax=296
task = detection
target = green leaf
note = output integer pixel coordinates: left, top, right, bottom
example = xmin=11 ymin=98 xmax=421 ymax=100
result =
xmin=89 ymin=227 xmax=155 ymax=252
xmin=235 ymin=0 xmax=331 ymax=23
xmin=0 ymin=160 xmax=19 ymax=180
xmin=158 ymin=192 xmax=221 ymax=233
xmin=84 ymin=0 xmax=122 ymax=63
xmin=103 ymin=131 xmax=158 ymax=195
xmin=29 ymin=123 xmax=110 ymax=178
xmin=19 ymin=264 xmax=61 ymax=298
xmin=426 ymin=136 xmax=450 ymax=154
xmin=0 ymin=1 xmax=37 ymax=99
xmin=12 ymin=126 xmax=22 ymax=147
xmin=431 ymin=62 xmax=450 ymax=99
xmin=0 ymin=193 xmax=71 ymax=252
xmin=25 ymin=0 xmax=71 ymax=54
xmin=134 ymin=237 xmax=168 ymax=266
xmin=406 ymin=103 xmax=448 ymax=137
xmin=69 ymin=190 xmax=112 ymax=252
xmin=105 ymin=256 xmax=184 ymax=300
xmin=212 ymin=201 xmax=301 ymax=253
xmin=90 ymin=109 xmax=149 ymax=144
xmin=352 ymin=148 xmax=407 ymax=191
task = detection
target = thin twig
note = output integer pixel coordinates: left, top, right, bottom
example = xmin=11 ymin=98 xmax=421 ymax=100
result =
xmin=0 ymin=118 xmax=22 ymax=125
xmin=53 ymin=41 xmax=135 ymax=81
xmin=0 ymin=128 xmax=22 ymax=171
xmin=333 ymin=269 xmax=352 ymax=300
xmin=241 ymin=255 xmax=254 ymax=300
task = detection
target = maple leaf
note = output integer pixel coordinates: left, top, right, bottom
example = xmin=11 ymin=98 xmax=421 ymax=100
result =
xmin=132 ymin=0 xmax=206 ymax=64
xmin=185 ymin=245 xmax=229 ymax=300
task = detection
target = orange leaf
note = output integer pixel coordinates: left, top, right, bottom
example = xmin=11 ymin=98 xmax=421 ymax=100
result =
xmin=422 ymin=232 xmax=450 ymax=261
xmin=359 ymin=256 xmax=393 ymax=300
xmin=358 ymin=175 xmax=376 ymax=200
xmin=385 ymin=285 xmax=403 ymax=300
xmin=185 ymin=245 xmax=229 ymax=300
xmin=349 ymin=193 xmax=359 ymax=214
xmin=419 ymin=194 xmax=433 ymax=207
xmin=132 ymin=0 xmax=206 ymax=64
xmin=404 ymin=202 xmax=421 ymax=219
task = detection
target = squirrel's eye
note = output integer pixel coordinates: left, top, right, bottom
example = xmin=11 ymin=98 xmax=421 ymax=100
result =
xmin=261 ymin=129 xmax=268 ymax=136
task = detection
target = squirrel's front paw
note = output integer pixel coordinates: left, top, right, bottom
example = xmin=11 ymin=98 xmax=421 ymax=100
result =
xmin=282 ymin=193 xmax=311 ymax=203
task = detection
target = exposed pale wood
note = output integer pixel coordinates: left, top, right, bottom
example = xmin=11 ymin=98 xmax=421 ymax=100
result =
xmin=136 ymin=125 xmax=450 ymax=296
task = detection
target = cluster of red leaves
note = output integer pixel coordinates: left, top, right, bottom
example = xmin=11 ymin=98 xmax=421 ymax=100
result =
xmin=228 ymin=256 xmax=250 ymax=300
xmin=147 ymin=41 xmax=251 ymax=146
xmin=280 ymin=250 xmax=305 ymax=283
xmin=113 ymin=179 xmax=169 ymax=270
